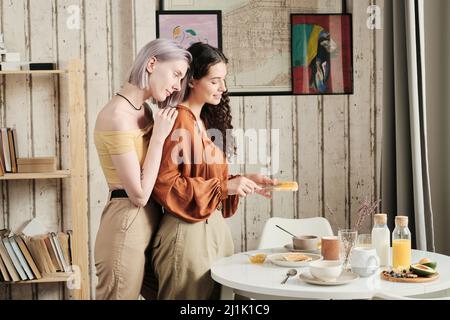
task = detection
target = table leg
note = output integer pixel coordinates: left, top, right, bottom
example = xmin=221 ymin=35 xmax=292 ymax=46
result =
xmin=220 ymin=285 xmax=235 ymax=300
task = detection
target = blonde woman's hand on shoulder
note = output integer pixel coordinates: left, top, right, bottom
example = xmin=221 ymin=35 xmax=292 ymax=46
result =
xmin=152 ymin=107 xmax=178 ymax=144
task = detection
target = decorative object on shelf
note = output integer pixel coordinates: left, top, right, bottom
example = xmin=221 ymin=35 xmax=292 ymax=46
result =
xmin=29 ymin=62 xmax=55 ymax=70
xmin=160 ymin=0 xmax=343 ymax=96
xmin=17 ymin=156 xmax=57 ymax=173
xmin=3 ymin=52 xmax=20 ymax=62
xmin=291 ymin=14 xmax=353 ymax=95
xmin=0 ymin=62 xmax=21 ymax=71
xmin=156 ymin=10 xmax=222 ymax=50
xmin=0 ymin=50 xmax=21 ymax=71
xmin=18 ymin=62 xmax=56 ymax=71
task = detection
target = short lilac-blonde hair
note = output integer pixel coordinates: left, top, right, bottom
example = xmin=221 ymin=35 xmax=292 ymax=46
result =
xmin=128 ymin=39 xmax=192 ymax=107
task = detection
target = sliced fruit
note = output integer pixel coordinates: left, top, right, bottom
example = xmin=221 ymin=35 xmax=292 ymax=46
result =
xmin=418 ymin=258 xmax=437 ymax=269
xmin=419 ymin=258 xmax=431 ymax=264
xmin=421 ymin=261 xmax=437 ymax=269
xmin=410 ymin=264 xmax=436 ymax=277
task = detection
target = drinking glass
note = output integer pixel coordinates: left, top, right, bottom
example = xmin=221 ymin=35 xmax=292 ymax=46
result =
xmin=338 ymin=229 xmax=358 ymax=271
xmin=356 ymin=233 xmax=372 ymax=248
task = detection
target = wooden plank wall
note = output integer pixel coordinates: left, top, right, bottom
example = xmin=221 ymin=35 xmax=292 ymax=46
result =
xmin=0 ymin=0 xmax=383 ymax=299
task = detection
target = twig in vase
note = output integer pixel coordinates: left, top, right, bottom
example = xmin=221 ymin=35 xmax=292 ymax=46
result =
xmin=352 ymin=197 xmax=381 ymax=232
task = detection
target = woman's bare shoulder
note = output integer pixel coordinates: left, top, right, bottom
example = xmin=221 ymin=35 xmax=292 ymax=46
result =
xmin=95 ymin=103 xmax=134 ymax=132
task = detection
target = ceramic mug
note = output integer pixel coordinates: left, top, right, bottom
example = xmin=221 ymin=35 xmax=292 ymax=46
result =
xmin=293 ymin=235 xmax=319 ymax=250
xmin=321 ymin=236 xmax=340 ymax=260
xmin=350 ymin=247 xmax=380 ymax=277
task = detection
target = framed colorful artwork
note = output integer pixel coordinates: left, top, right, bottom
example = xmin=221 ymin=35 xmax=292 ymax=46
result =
xmin=160 ymin=0 xmax=343 ymax=95
xmin=156 ymin=10 xmax=222 ymax=51
xmin=291 ymin=14 xmax=353 ymax=95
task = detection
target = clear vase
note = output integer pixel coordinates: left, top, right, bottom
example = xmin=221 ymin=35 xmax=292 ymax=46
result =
xmin=338 ymin=229 xmax=358 ymax=271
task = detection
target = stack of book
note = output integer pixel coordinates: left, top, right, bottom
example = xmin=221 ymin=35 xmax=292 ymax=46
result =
xmin=0 ymin=127 xmax=18 ymax=175
xmin=0 ymin=34 xmax=54 ymax=71
xmin=0 ymin=51 xmax=21 ymax=71
xmin=17 ymin=156 xmax=57 ymax=173
xmin=0 ymin=229 xmax=73 ymax=282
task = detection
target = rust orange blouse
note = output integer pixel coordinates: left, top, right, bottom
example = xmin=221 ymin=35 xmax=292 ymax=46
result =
xmin=151 ymin=105 xmax=239 ymax=223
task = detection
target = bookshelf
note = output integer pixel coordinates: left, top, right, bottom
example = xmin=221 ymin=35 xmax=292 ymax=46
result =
xmin=0 ymin=60 xmax=89 ymax=300
xmin=0 ymin=70 xmax=65 ymax=75
xmin=8 ymin=272 xmax=73 ymax=284
xmin=0 ymin=170 xmax=71 ymax=180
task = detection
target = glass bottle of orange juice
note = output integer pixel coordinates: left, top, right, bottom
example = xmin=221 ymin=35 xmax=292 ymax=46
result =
xmin=392 ymin=216 xmax=411 ymax=269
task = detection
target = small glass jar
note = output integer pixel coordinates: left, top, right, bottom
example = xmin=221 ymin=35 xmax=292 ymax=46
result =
xmin=392 ymin=216 xmax=411 ymax=269
xmin=371 ymin=213 xmax=390 ymax=267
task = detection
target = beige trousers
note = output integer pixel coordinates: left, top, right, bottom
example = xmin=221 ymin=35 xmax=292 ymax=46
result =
xmin=151 ymin=210 xmax=234 ymax=300
xmin=94 ymin=195 xmax=162 ymax=300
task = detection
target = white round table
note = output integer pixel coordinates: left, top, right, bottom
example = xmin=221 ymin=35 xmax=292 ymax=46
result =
xmin=211 ymin=248 xmax=450 ymax=300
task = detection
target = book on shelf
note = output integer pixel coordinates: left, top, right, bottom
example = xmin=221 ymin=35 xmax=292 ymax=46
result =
xmin=0 ymin=127 xmax=18 ymax=174
xmin=0 ymin=237 xmax=19 ymax=281
xmin=0 ymin=128 xmax=11 ymax=172
xmin=29 ymin=63 xmax=56 ymax=71
xmin=1 ymin=236 xmax=28 ymax=280
xmin=31 ymin=235 xmax=57 ymax=274
xmin=0 ymin=251 xmax=11 ymax=281
xmin=7 ymin=128 xmax=18 ymax=173
xmin=57 ymin=232 xmax=72 ymax=272
xmin=8 ymin=236 xmax=34 ymax=280
xmin=2 ymin=52 xmax=20 ymax=62
xmin=17 ymin=156 xmax=57 ymax=173
xmin=44 ymin=233 xmax=63 ymax=271
xmin=0 ymin=226 xmax=73 ymax=283
xmin=25 ymin=237 xmax=51 ymax=275
xmin=51 ymin=232 xmax=71 ymax=273
xmin=0 ymin=62 xmax=21 ymax=71
xmin=0 ymin=151 xmax=4 ymax=176
xmin=14 ymin=235 xmax=41 ymax=279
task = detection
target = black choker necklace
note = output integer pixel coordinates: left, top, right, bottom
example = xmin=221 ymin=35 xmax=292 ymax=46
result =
xmin=116 ymin=93 xmax=143 ymax=111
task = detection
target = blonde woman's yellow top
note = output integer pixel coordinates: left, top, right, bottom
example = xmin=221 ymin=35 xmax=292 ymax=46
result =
xmin=94 ymin=123 xmax=152 ymax=185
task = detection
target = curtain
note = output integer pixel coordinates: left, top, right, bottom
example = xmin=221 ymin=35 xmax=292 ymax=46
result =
xmin=381 ymin=0 xmax=435 ymax=251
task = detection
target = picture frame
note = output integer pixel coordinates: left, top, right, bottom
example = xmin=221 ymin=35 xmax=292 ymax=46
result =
xmin=291 ymin=14 xmax=353 ymax=95
xmin=159 ymin=0 xmax=343 ymax=96
xmin=156 ymin=10 xmax=222 ymax=51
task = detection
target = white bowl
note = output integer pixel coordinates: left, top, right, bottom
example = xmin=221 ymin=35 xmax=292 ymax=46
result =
xmin=309 ymin=260 xmax=343 ymax=282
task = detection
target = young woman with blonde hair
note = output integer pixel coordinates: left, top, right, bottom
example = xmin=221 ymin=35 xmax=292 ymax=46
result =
xmin=93 ymin=39 xmax=191 ymax=300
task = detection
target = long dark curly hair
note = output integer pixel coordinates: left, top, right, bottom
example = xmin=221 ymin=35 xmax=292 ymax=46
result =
xmin=183 ymin=42 xmax=235 ymax=159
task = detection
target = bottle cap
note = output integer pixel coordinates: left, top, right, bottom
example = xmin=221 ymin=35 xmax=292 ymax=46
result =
xmin=395 ymin=215 xmax=408 ymax=227
xmin=374 ymin=213 xmax=387 ymax=225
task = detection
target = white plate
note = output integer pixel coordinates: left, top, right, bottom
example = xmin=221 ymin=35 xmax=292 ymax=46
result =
xmin=267 ymin=253 xmax=322 ymax=268
xmin=284 ymin=243 xmax=320 ymax=254
xmin=299 ymin=271 xmax=359 ymax=286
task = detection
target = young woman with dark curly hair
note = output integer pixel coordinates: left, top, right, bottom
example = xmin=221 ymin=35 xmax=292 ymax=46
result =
xmin=145 ymin=42 xmax=277 ymax=300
